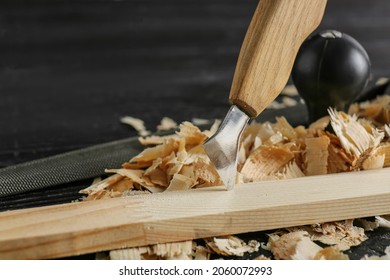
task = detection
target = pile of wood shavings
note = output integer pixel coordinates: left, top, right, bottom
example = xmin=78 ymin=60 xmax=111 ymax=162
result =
xmin=81 ymin=94 xmax=390 ymax=260
xmin=100 ymin=236 xmax=265 ymax=260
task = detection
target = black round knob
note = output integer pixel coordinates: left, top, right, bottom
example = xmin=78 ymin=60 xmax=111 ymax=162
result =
xmin=292 ymin=30 xmax=371 ymax=123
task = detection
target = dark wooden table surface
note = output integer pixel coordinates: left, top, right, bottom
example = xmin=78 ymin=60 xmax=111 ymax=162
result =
xmin=0 ymin=0 xmax=389 ymax=259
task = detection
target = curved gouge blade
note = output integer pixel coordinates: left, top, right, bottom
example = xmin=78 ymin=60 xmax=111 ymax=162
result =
xmin=203 ymin=105 xmax=249 ymax=190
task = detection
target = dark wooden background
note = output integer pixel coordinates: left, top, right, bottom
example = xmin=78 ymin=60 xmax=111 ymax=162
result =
xmin=0 ymin=0 xmax=389 ymax=259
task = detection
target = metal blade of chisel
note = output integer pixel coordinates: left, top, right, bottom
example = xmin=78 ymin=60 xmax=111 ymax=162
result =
xmin=203 ymin=105 xmax=249 ymax=190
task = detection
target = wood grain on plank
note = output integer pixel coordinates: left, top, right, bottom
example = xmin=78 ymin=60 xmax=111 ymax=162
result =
xmin=1 ymin=168 xmax=390 ymax=259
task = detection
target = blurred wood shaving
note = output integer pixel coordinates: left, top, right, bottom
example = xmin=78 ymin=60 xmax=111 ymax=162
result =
xmin=109 ymin=240 xmax=194 ymax=260
xmin=157 ymin=117 xmax=178 ymax=131
xmin=269 ymin=231 xmax=322 ymax=260
xmin=281 ymin=84 xmax=299 ymax=96
xmin=309 ymin=220 xmax=368 ymax=251
xmin=120 ymin=116 xmax=151 ymax=137
xmin=313 ymin=247 xmax=349 ymax=260
xmin=205 ymin=235 xmax=260 ymax=257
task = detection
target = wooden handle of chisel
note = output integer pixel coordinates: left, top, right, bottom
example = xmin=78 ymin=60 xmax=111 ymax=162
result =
xmin=229 ymin=0 xmax=327 ymax=117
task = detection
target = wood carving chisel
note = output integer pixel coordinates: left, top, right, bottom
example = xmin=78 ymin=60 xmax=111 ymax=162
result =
xmin=203 ymin=0 xmax=327 ymax=190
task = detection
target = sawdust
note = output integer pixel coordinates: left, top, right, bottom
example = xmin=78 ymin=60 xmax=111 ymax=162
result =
xmin=81 ymin=90 xmax=390 ymax=260
xmin=109 ymin=240 xmax=194 ymax=260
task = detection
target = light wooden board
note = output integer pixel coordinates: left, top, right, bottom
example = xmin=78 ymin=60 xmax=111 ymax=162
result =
xmin=1 ymin=168 xmax=390 ymax=259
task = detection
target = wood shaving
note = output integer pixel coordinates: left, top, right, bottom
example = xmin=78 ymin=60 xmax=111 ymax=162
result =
xmin=269 ymin=231 xmax=322 ymax=260
xmin=276 ymin=161 xmax=305 ymax=179
xmin=309 ymin=220 xmax=368 ymax=251
xmin=240 ymin=146 xmax=294 ymax=182
xmin=109 ymin=240 xmax=194 ymax=260
xmin=80 ymin=174 xmax=124 ymax=200
xmin=355 ymin=218 xmax=381 ymax=231
xmin=193 ymin=245 xmax=211 ymax=260
xmin=308 ymin=116 xmax=330 ymax=131
xmin=354 ymin=216 xmax=390 ymax=231
xmin=361 ymin=151 xmax=385 ymax=170
xmin=130 ymin=138 xmax=178 ymax=164
xmin=106 ymin=168 xmax=144 ymax=183
xmin=157 ymin=117 xmax=178 ymax=131
xmin=191 ymin=118 xmax=212 ymax=126
xmin=304 ymin=135 xmax=330 ymax=175
xmin=282 ymin=96 xmax=298 ymax=107
xmin=385 ymin=124 xmax=390 ymax=138
xmin=266 ymin=83 xmax=300 ymax=110
xmin=281 ymin=84 xmax=299 ymax=96
xmin=176 ymin=121 xmax=208 ymax=145
xmin=375 ymin=77 xmax=389 ymax=86
xmin=267 ymin=97 xmax=298 ymax=109
xmin=377 ymin=215 xmax=390 ymax=228
xmin=166 ymin=173 xmax=196 ymax=191
xmin=349 ymin=95 xmax=390 ymax=125
xmin=273 ymin=116 xmax=297 ymax=141
xmin=201 ymin=119 xmax=222 ymax=138
xmin=327 ymin=134 xmax=353 ymax=173
xmin=329 ymin=108 xmax=384 ymax=160
xmin=120 ymin=116 xmax=151 ymax=137
xmin=138 ymin=134 xmax=180 ymax=146
xmin=254 ymin=255 xmax=272 ymax=260
xmin=205 ymin=236 xmax=260 ymax=257
xmin=377 ymin=142 xmax=390 ymax=167
xmin=313 ymin=246 xmax=349 ymax=260
xmin=267 ymin=100 xmax=286 ymax=110
xmin=193 ymin=157 xmax=223 ymax=187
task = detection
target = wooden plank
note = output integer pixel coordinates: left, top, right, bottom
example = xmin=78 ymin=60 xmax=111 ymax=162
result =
xmin=1 ymin=168 xmax=390 ymax=259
